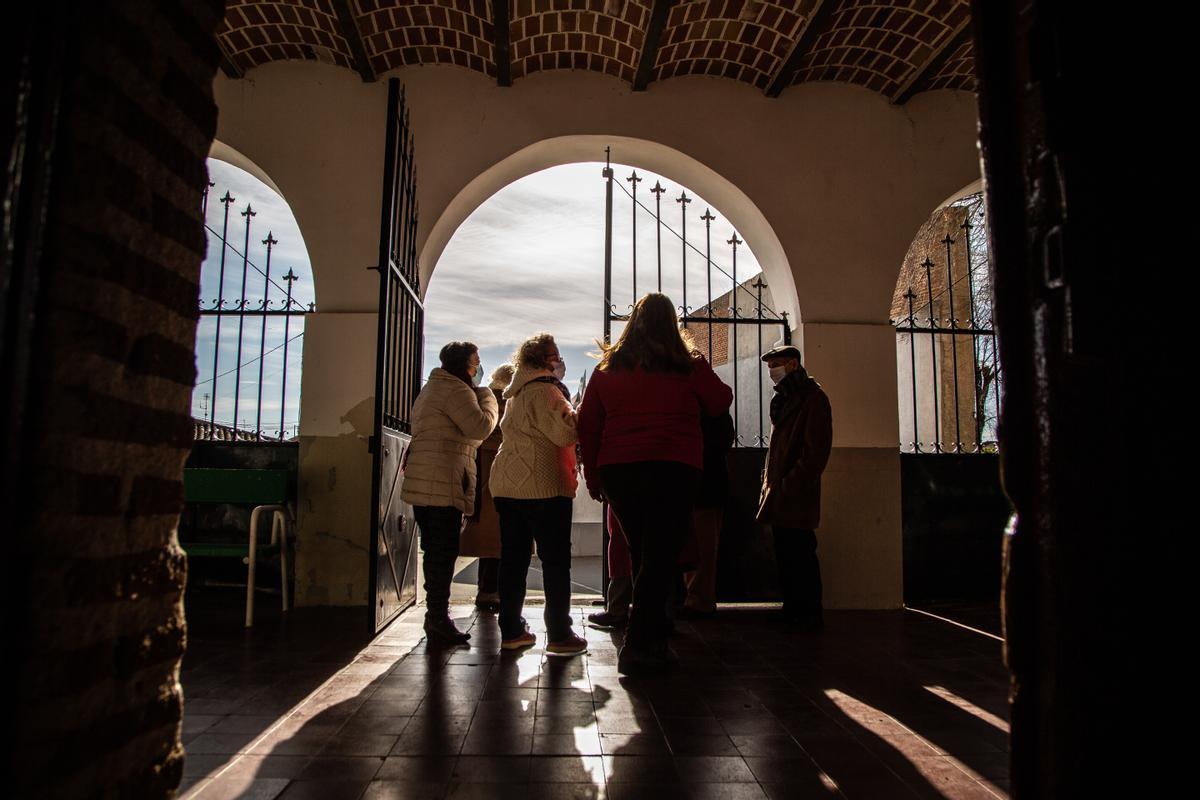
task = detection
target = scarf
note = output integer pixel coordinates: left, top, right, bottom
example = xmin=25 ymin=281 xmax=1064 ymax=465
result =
xmin=769 ymin=367 xmax=816 ymax=425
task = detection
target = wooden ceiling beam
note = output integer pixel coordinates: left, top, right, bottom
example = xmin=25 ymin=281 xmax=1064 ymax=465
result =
xmin=633 ymin=0 xmax=675 ymax=92
xmin=492 ymin=0 xmax=512 ymax=86
xmin=215 ymin=35 xmax=243 ymax=79
xmin=764 ymin=0 xmax=835 ymax=98
xmin=332 ymin=0 xmax=376 ymax=82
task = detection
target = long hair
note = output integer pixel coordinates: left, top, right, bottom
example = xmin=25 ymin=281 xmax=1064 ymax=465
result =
xmin=596 ymin=293 xmax=698 ymax=374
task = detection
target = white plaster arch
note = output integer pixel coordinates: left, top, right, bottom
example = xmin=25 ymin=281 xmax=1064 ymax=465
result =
xmin=937 ymin=177 xmax=985 ymax=212
xmin=893 ymin=176 xmax=987 ymax=298
xmin=206 ymin=137 xmax=319 ymax=309
xmin=421 ymin=135 xmax=801 ymax=326
xmin=209 ymin=139 xmax=284 ymax=197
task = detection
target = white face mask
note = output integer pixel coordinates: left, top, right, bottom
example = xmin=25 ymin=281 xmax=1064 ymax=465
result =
xmin=552 ymin=359 xmax=566 ymax=380
xmin=769 ymin=365 xmax=788 ymax=384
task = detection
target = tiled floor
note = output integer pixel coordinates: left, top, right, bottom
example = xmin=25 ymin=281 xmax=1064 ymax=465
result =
xmin=448 ymin=556 xmax=604 ymax=603
xmin=180 ymin=593 xmax=1010 ymax=799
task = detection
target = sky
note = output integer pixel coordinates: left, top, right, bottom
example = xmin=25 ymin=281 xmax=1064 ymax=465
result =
xmin=192 ymin=159 xmax=314 ymax=436
xmin=422 ymin=161 xmax=764 ymax=396
xmin=191 ymin=159 xmax=766 ymax=432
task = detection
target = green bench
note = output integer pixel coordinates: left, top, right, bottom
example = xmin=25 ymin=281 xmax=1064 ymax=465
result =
xmin=182 ymin=468 xmax=293 ymax=627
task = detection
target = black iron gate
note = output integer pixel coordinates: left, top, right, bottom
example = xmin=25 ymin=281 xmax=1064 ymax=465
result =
xmin=369 ymin=79 xmax=423 ymax=634
xmin=197 ymin=182 xmax=312 ymax=441
xmin=599 ymin=148 xmax=792 ymax=601
xmin=601 ymin=148 xmax=792 ymax=443
xmin=890 ymin=195 xmax=1009 ymax=605
xmin=892 ymin=195 xmax=1001 ymax=454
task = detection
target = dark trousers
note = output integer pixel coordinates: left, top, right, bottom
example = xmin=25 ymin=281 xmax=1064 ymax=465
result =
xmin=495 ymin=496 xmax=574 ymax=641
xmin=600 ymin=462 xmax=700 ymax=654
xmin=477 ymin=558 xmax=500 ymax=595
xmin=413 ymin=505 xmax=462 ymax=622
xmin=772 ymin=526 xmax=823 ymax=616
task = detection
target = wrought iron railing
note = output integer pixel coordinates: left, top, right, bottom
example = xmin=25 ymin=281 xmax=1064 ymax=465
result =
xmin=196 ymin=182 xmax=312 ymax=441
xmin=892 ymin=195 xmax=1001 ymax=454
xmin=603 ymin=148 xmax=791 ymax=447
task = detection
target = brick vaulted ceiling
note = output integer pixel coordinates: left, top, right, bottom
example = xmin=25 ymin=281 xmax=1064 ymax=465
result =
xmin=216 ymin=1 xmax=974 ymax=103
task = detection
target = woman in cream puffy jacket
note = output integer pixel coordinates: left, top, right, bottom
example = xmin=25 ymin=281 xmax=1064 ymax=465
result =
xmin=489 ymin=332 xmax=586 ymax=655
xmin=400 ymin=341 xmax=498 ymax=644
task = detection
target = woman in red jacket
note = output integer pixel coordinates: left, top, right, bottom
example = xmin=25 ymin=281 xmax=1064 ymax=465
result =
xmin=579 ymin=293 xmax=733 ymax=674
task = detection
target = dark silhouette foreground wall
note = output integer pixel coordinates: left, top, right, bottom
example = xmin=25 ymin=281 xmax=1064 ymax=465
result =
xmin=971 ymin=0 xmax=1150 ymax=796
xmin=3 ymin=2 xmax=222 ymax=796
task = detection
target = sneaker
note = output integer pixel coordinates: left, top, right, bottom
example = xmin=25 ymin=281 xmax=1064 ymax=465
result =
xmin=424 ymin=616 xmax=471 ymax=645
xmin=501 ymin=629 xmax=537 ymax=651
xmin=586 ymin=611 xmax=627 ymax=630
xmin=546 ymin=632 xmax=588 ymax=656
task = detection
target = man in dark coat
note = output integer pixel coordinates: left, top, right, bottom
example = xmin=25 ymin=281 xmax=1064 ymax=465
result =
xmin=756 ymin=343 xmax=833 ymax=630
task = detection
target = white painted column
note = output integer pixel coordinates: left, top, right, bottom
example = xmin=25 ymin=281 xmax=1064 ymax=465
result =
xmin=801 ymin=322 xmax=903 ymax=609
xmin=294 ymin=311 xmax=378 ymax=606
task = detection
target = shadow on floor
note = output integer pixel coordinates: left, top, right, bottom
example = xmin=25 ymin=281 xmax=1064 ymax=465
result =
xmin=452 ymin=555 xmax=605 ymax=597
xmin=179 ymin=597 xmax=1009 ymax=799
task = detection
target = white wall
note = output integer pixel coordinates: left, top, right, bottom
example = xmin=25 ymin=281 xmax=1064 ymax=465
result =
xmin=212 ymin=62 xmax=981 ymax=609
xmin=213 ymin=63 xmax=980 ymax=324
xmin=712 ymin=339 xmax=776 ymax=448
xmin=896 ymin=330 xmax=941 ymax=451
xmin=802 ymin=322 xmax=901 ymax=450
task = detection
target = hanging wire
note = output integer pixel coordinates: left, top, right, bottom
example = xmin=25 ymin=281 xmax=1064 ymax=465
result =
xmin=203 ymin=221 xmax=310 ymax=310
xmin=194 ymin=330 xmax=305 ymax=388
xmin=614 ymin=177 xmax=787 ymax=321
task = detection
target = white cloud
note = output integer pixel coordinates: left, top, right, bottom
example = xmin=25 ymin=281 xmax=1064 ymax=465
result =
xmin=423 ymin=161 xmax=767 ymax=381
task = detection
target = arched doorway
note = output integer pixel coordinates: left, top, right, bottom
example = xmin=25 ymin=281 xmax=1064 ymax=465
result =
xmin=420 ymin=150 xmax=793 ymax=610
xmin=421 ymin=134 xmax=803 ymax=333
xmin=889 ymin=185 xmax=1009 ymax=631
xmin=195 ymin=144 xmax=315 ymax=441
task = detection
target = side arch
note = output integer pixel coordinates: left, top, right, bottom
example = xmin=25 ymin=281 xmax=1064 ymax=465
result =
xmin=210 ymin=139 xmax=285 ymax=197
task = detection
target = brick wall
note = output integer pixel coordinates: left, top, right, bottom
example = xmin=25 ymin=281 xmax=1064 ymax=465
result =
xmin=208 ymin=1 xmax=976 ymax=97
xmin=656 ymin=0 xmax=815 ymax=89
xmin=357 ymin=1 xmax=496 ymax=77
xmin=686 ymin=307 xmax=732 ymax=367
xmin=511 ymin=0 xmax=652 ymax=82
xmin=889 ymin=204 xmax=972 ymax=322
xmin=797 ymin=0 xmax=972 ymax=95
xmin=684 ymin=278 xmax=778 ymax=368
xmin=7 ymin=2 xmax=222 ymax=797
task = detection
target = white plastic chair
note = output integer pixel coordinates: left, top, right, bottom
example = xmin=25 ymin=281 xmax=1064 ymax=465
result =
xmin=244 ymin=503 xmax=292 ymax=627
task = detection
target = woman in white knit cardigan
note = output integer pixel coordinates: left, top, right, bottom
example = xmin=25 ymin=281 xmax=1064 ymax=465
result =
xmin=490 ymin=332 xmax=586 ymax=655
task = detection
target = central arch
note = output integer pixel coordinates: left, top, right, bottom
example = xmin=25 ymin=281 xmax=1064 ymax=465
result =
xmin=420 ymin=135 xmax=803 ymax=330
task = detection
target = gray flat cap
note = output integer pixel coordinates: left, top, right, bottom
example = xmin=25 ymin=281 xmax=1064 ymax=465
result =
xmin=761 ymin=343 xmax=802 ymax=363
